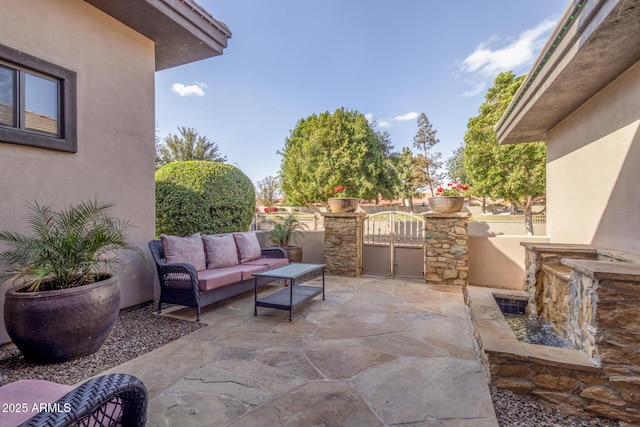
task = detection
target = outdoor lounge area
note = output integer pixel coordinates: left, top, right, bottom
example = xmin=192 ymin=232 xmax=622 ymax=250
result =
xmin=89 ymin=275 xmax=499 ymax=426
xmin=2 ymin=0 xmax=640 ymax=425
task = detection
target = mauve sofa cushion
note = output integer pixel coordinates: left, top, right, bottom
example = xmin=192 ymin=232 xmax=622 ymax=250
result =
xmin=233 ymin=232 xmax=262 ymax=263
xmin=161 ymin=233 xmax=207 ymax=271
xmin=197 ymin=268 xmax=243 ymax=291
xmin=202 ymin=234 xmax=240 ymax=269
xmin=0 ymin=379 xmax=73 ymax=425
xmin=235 ymin=263 xmax=271 ymax=281
xmin=243 ymin=257 xmax=289 ymax=269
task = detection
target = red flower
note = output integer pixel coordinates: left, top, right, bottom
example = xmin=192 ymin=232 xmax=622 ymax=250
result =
xmin=271 ymin=207 xmax=278 ymax=212
xmin=437 ymin=187 xmax=443 ymax=193
xmin=263 ymin=207 xmax=269 ymax=213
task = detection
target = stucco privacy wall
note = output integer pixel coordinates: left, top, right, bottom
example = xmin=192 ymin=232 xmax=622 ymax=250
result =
xmin=546 ymin=60 xmax=640 ymax=252
xmin=0 ymin=0 xmax=156 ymax=343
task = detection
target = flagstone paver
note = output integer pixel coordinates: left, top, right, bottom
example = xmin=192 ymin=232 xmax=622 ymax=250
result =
xmin=102 ymin=276 xmax=499 ymax=426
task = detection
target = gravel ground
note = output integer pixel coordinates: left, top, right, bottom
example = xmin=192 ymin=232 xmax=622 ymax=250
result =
xmin=0 ymin=302 xmax=205 ymax=386
xmin=490 ymin=385 xmax=619 ymax=427
xmin=0 ymin=303 xmax=620 ymax=426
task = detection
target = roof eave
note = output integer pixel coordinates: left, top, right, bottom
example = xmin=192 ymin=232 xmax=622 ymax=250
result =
xmin=84 ymin=0 xmax=232 ymax=71
xmin=496 ymin=0 xmax=640 ymax=145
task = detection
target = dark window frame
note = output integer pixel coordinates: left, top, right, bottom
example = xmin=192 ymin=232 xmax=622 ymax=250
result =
xmin=0 ymin=44 xmax=77 ymax=152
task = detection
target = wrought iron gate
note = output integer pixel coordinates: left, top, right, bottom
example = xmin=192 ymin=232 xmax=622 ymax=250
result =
xmin=362 ymin=211 xmax=425 ymax=278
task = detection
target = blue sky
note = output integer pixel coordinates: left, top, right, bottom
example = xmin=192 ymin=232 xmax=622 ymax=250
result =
xmin=155 ymin=1 xmax=568 ymax=184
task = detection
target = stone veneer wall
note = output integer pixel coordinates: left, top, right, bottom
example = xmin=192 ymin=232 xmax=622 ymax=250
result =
xmin=495 ymin=243 xmax=640 ymax=423
xmin=424 ymin=211 xmax=470 ymax=286
xmin=323 ymin=213 xmax=366 ymax=277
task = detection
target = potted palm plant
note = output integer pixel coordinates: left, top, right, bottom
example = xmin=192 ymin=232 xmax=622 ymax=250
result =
xmin=0 ymin=200 xmax=145 ymax=364
xmin=267 ymin=213 xmax=306 ymax=262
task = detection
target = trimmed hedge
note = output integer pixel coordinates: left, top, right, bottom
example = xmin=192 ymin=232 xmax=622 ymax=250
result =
xmin=155 ymin=161 xmax=255 ymax=236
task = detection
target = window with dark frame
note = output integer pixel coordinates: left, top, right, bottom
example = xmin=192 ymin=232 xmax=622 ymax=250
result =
xmin=0 ymin=44 xmax=77 ymax=152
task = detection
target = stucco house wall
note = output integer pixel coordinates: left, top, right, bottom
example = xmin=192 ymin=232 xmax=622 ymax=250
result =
xmin=0 ymin=0 xmax=157 ymax=343
xmin=546 ymin=60 xmax=640 ymax=252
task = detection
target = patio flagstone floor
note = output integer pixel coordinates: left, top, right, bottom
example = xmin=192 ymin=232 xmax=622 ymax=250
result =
xmin=102 ymin=275 xmax=498 ymax=426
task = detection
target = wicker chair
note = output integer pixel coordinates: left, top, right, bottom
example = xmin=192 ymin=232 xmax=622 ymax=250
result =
xmin=149 ymin=239 xmax=287 ymax=321
xmin=0 ymin=373 xmax=147 ymax=426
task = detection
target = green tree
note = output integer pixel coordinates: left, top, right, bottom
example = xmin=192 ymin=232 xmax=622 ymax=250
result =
xmin=279 ymin=108 xmax=398 ymax=206
xmin=394 ymin=148 xmax=430 ymax=211
xmin=445 ymin=144 xmax=468 ymax=184
xmin=256 ymin=175 xmax=281 ymax=208
xmin=156 ymin=126 xmax=226 ymax=169
xmin=464 ymin=71 xmax=546 ymax=235
xmin=412 ymin=113 xmax=443 ymax=196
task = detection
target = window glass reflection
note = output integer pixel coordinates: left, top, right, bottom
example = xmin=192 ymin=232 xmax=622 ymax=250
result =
xmin=0 ymin=65 xmax=16 ymax=127
xmin=25 ymin=72 xmax=59 ymax=136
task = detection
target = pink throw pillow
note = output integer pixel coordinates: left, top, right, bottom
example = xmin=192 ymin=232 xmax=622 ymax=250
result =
xmin=233 ymin=232 xmax=262 ymax=263
xmin=202 ymin=234 xmax=240 ymax=268
xmin=160 ymin=233 xmax=207 ymax=271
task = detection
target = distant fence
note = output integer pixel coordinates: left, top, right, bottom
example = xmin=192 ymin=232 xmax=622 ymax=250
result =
xmin=469 ymin=215 xmax=546 ymax=223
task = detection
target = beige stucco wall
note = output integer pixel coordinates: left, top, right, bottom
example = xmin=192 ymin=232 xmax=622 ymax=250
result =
xmin=546 ymin=60 xmax=640 ymax=253
xmin=467 ymin=222 xmax=549 ymax=290
xmin=0 ymin=0 xmax=156 ymax=343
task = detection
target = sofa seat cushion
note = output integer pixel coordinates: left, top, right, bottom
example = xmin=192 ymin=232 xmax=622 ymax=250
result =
xmin=233 ymin=263 xmax=276 ymax=281
xmin=197 ymin=268 xmax=243 ymax=291
xmin=244 ymin=257 xmax=289 ymax=269
xmin=202 ymin=234 xmax=239 ymax=269
xmin=0 ymin=379 xmax=73 ymax=425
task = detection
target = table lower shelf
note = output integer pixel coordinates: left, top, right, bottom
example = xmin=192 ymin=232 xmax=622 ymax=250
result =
xmin=255 ymin=285 xmax=323 ymax=313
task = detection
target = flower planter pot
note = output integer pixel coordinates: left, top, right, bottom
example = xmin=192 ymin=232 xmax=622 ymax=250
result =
xmin=4 ymin=274 xmax=121 ymax=364
xmin=428 ymin=196 xmax=464 ymax=213
xmin=328 ymin=198 xmax=360 ymax=213
xmin=283 ymin=246 xmax=303 ymax=262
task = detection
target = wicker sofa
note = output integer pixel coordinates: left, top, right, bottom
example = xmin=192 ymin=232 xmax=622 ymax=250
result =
xmin=0 ymin=373 xmax=147 ymax=426
xmin=149 ymin=232 xmax=288 ymax=321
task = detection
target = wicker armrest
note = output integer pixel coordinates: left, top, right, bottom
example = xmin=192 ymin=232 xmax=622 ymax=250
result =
xmin=261 ymin=247 xmax=288 ymax=258
xmin=158 ymin=262 xmax=199 ymax=280
xmin=20 ymin=374 xmax=148 ymax=427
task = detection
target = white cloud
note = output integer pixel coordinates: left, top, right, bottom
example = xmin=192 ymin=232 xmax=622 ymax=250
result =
xmin=171 ymin=83 xmax=206 ymax=97
xmin=393 ymin=112 xmax=419 ymax=122
xmin=461 ymin=82 xmax=487 ymax=98
xmin=461 ymin=18 xmax=557 ymax=77
xmin=367 ymin=112 xmax=419 ymax=128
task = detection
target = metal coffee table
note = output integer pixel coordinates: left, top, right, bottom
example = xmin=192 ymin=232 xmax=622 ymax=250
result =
xmin=253 ymin=263 xmax=325 ymax=321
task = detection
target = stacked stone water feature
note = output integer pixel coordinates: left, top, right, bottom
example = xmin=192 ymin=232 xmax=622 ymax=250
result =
xmin=513 ymin=243 xmax=640 ymax=423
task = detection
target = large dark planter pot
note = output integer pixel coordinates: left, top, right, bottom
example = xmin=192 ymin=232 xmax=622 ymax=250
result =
xmin=283 ymin=246 xmax=303 ymax=263
xmin=428 ymin=196 xmax=465 ymax=213
xmin=4 ymin=274 xmax=121 ymax=364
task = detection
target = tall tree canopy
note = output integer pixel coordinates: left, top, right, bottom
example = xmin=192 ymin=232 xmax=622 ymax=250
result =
xmin=464 ymin=71 xmax=546 ymax=235
xmin=412 ymin=113 xmax=443 ymax=196
xmin=156 ymin=126 xmax=226 ymax=169
xmin=279 ymin=108 xmax=398 ymax=206
xmin=395 ymin=148 xmax=428 ymax=211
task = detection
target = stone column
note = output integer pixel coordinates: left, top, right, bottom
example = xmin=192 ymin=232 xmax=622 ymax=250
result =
xmin=424 ymin=211 xmax=470 ymax=286
xmin=323 ymin=213 xmax=366 ymax=277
